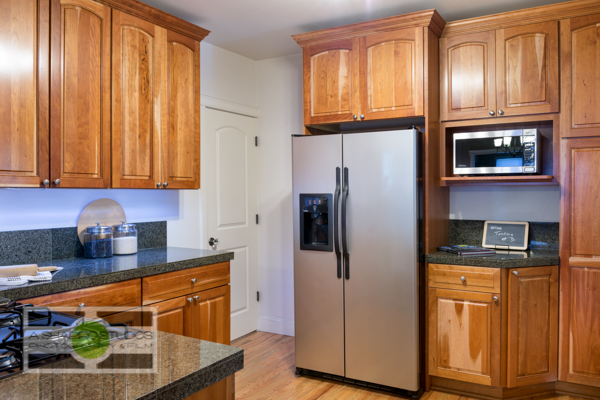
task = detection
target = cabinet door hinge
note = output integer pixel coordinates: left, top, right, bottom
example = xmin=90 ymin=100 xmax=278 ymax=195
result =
xmin=257 ymin=291 xmax=260 ymax=302
xmin=255 ymin=136 xmax=258 ymax=147
xmin=256 ymin=214 xmax=259 ymax=224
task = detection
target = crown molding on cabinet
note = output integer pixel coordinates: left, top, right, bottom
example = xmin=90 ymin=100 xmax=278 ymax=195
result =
xmin=442 ymin=0 xmax=600 ymax=37
xmin=291 ymin=9 xmax=446 ymax=47
xmin=94 ymin=0 xmax=210 ymax=42
xmin=201 ymin=95 xmax=259 ymax=118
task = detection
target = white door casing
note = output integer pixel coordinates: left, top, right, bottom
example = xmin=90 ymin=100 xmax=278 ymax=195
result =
xmin=202 ymin=106 xmax=259 ymax=340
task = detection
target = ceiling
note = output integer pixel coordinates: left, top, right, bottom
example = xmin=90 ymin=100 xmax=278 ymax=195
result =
xmin=140 ymin=0 xmax=565 ymax=60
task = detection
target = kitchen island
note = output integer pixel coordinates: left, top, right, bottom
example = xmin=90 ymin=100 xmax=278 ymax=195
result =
xmin=0 ymin=331 xmax=243 ymax=400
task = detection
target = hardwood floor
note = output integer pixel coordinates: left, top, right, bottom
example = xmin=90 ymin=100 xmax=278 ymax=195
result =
xmin=231 ymin=331 xmax=589 ymax=400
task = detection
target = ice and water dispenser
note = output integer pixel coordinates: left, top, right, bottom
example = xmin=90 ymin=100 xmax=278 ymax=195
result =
xmin=299 ymin=194 xmax=333 ymax=252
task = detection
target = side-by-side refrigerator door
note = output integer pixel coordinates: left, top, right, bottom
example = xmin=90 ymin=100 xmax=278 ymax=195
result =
xmin=343 ymin=130 xmax=419 ymax=391
xmin=293 ymin=134 xmax=344 ymax=376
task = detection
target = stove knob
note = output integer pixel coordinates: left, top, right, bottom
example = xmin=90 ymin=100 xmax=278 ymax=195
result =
xmin=79 ymin=303 xmax=85 ymax=307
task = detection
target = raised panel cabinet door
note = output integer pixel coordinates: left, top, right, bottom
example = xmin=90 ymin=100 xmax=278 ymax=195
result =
xmin=148 ymin=296 xmax=186 ymax=336
xmin=359 ymin=27 xmax=423 ymax=120
xmin=440 ymin=31 xmax=496 ymax=121
xmin=112 ymin=11 xmax=164 ymax=188
xmin=428 ymin=288 xmax=501 ymax=387
xmin=507 ymin=266 xmax=558 ymax=388
xmin=562 ymin=14 xmax=600 ymax=138
xmin=50 ymin=0 xmax=110 ymax=188
xmin=161 ymin=30 xmax=200 ymax=189
xmin=303 ymin=39 xmax=360 ymax=124
xmin=0 ymin=0 xmax=50 ymax=187
xmin=571 ymin=147 xmax=600 ymax=256
xmin=496 ymin=21 xmax=559 ymax=117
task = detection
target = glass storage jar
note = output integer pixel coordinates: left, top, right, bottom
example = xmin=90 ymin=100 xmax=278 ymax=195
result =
xmin=83 ymin=223 xmax=113 ymax=258
xmin=113 ymin=222 xmax=138 ymax=255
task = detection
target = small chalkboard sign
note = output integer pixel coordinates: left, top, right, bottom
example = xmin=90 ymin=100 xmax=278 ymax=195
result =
xmin=482 ymin=221 xmax=529 ymax=250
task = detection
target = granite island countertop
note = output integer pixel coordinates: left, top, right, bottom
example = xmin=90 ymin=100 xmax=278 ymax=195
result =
xmin=425 ymin=248 xmax=559 ymax=268
xmin=0 ymin=331 xmax=244 ymax=400
xmin=0 ymin=247 xmax=234 ymax=300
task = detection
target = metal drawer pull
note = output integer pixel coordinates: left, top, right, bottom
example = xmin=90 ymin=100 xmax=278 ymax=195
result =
xmin=513 ymin=271 xmax=519 ymax=276
xmin=191 ymin=278 xmax=197 ymax=283
xmin=460 ymin=276 xmax=466 ymax=282
xmin=493 ymin=296 xmax=499 ymax=302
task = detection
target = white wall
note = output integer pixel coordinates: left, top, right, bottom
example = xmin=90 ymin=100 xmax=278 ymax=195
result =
xmin=167 ymin=42 xmax=258 ymax=249
xmin=449 ymin=186 xmax=560 ymax=222
xmin=255 ymin=54 xmax=302 ymax=336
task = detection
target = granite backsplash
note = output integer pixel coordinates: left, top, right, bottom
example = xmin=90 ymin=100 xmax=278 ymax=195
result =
xmin=0 ymin=221 xmax=166 ymax=266
xmin=449 ymin=220 xmax=559 ymax=248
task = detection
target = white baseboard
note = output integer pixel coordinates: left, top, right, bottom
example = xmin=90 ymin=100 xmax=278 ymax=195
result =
xmin=258 ymin=316 xmax=294 ymax=336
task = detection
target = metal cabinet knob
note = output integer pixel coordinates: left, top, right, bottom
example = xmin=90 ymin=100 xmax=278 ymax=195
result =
xmin=513 ymin=270 xmax=519 ymax=276
xmin=360 ymin=114 xmax=365 ymax=119
xmin=493 ymin=296 xmax=499 ymax=302
xmin=53 ymin=179 xmax=60 ymax=185
xmin=353 ymin=115 xmax=357 ymax=120
xmin=79 ymin=303 xmax=85 ymax=307
xmin=193 ymin=296 xmax=199 ymax=300
xmin=209 ymin=237 xmax=219 ymax=247
xmin=191 ymin=278 xmax=197 ymax=283
xmin=187 ymin=297 xmax=193 ymax=302
xmin=42 ymin=179 xmax=50 ymax=186
xmin=163 ymin=182 xmax=168 ymax=188
xmin=489 ymin=110 xmax=495 ymax=116
xmin=460 ymin=276 xmax=466 ymax=282
xmin=498 ymin=109 xmax=504 ymax=115
xmin=156 ymin=182 xmax=162 ymax=188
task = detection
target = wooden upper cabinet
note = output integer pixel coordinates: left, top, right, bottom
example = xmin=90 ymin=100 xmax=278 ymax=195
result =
xmin=112 ymin=11 xmax=164 ymax=189
xmin=440 ymin=31 xmax=496 ymax=121
xmin=428 ymin=287 xmax=501 ymax=387
xmin=49 ymin=0 xmax=110 ymax=188
xmin=0 ymin=0 xmax=49 ymax=187
xmin=496 ymin=21 xmax=559 ymax=117
xmin=360 ymin=27 xmax=424 ymax=119
xmin=507 ymin=266 xmax=558 ymax=388
xmin=562 ymin=13 xmax=600 ymax=138
xmin=162 ymin=31 xmax=201 ymax=189
xmin=303 ymin=39 xmax=359 ymax=125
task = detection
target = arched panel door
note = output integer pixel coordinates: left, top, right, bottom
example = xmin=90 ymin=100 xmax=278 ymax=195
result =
xmin=360 ymin=27 xmax=423 ymax=120
xmin=161 ymin=30 xmax=200 ymax=189
xmin=50 ymin=0 xmax=111 ymax=188
xmin=496 ymin=21 xmax=558 ymax=117
xmin=304 ymin=38 xmax=359 ymax=124
xmin=440 ymin=31 xmax=496 ymax=121
xmin=112 ymin=11 xmax=163 ymax=189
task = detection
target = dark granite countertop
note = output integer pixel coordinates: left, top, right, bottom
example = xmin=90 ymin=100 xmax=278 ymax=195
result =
xmin=0 ymin=247 xmax=234 ymax=300
xmin=0 ymin=331 xmax=244 ymax=400
xmin=425 ymin=248 xmax=559 ymax=268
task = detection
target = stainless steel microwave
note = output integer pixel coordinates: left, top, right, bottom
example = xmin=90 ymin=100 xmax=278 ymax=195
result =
xmin=453 ymin=129 xmax=541 ymax=175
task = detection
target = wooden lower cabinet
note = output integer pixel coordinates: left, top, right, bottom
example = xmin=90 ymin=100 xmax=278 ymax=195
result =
xmin=428 ymin=264 xmax=559 ymax=391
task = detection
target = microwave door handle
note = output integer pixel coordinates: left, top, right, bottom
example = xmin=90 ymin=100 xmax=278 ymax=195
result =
xmin=334 ymin=167 xmax=341 ymax=279
xmin=342 ymin=167 xmax=350 ymax=280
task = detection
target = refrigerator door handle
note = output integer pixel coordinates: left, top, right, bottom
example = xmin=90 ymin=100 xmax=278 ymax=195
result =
xmin=342 ymin=167 xmax=350 ymax=279
xmin=334 ymin=167 xmax=342 ymax=278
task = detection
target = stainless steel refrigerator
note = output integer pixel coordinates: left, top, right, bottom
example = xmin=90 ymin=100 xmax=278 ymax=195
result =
xmin=292 ymin=129 xmax=420 ymax=394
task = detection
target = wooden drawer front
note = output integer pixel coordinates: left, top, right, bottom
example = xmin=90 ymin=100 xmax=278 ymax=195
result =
xmin=143 ymin=262 xmax=230 ymax=304
xmin=429 ymin=264 xmax=501 ymax=293
xmin=21 ymin=279 xmax=141 ymax=308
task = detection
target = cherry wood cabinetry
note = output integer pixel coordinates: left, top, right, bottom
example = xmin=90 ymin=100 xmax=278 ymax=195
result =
xmin=0 ymin=0 xmax=50 ymax=188
xmin=561 ymin=13 xmax=600 ymax=138
xmin=49 ymin=0 xmax=111 ymax=188
xmin=428 ymin=264 xmax=559 ymax=390
xmin=507 ymin=266 xmax=558 ymax=388
xmin=440 ymin=21 xmax=558 ymax=121
xmin=293 ymin=10 xmax=445 ymax=125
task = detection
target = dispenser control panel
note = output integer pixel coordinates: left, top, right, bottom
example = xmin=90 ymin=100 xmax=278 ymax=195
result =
xmin=299 ymin=193 xmax=333 ymax=252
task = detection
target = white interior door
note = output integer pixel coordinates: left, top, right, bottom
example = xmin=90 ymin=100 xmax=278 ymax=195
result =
xmin=202 ymin=107 xmax=259 ymax=340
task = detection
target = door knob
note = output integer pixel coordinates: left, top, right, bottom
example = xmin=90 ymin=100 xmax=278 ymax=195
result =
xmin=53 ymin=179 xmax=60 ymax=185
xmin=489 ymin=110 xmax=495 ymax=116
xmin=498 ymin=109 xmax=504 ymax=115
xmin=209 ymin=237 xmax=219 ymax=247
xmin=42 ymin=179 xmax=50 ymax=186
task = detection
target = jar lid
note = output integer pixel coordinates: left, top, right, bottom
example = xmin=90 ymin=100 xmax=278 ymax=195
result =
xmin=114 ymin=221 xmax=136 ymax=232
xmin=86 ymin=223 xmax=112 ymax=234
